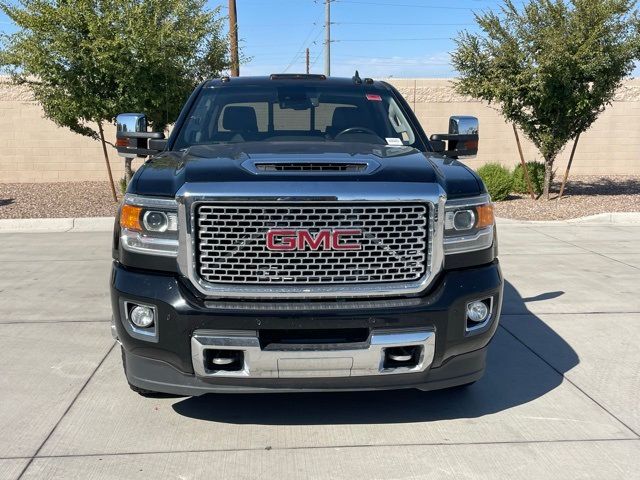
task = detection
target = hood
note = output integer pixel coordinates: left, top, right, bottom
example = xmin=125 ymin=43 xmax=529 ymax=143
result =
xmin=130 ymin=141 xmax=483 ymax=198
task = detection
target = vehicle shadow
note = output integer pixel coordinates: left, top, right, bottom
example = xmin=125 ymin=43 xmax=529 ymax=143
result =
xmin=559 ymin=176 xmax=640 ymax=197
xmin=172 ymin=280 xmax=579 ymax=424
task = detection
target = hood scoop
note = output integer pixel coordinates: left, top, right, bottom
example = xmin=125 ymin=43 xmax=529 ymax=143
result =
xmin=256 ymin=162 xmax=366 ymax=172
xmin=242 ymin=158 xmax=380 ymax=175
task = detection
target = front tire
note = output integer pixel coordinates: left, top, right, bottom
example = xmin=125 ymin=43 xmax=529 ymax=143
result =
xmin=447 ymin=380 xmax=477 ymax=390
xmin=128 ymin=382 xmax=164 ymax=397
xmin=121 ymin=347 xmax=180 ymax=398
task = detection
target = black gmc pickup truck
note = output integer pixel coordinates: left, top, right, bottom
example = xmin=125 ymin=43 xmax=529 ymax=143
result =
xmin=112 ymin=74 xmax=503 ymax=396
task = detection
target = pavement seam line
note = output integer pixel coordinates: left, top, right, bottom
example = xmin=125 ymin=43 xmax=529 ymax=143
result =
xmin=0 ymin=259 xmax=109 ymax=263
xmin=530 ymin=227 xmax=640 ymax=271
xmin=16 ymin=341 xmax=118 ymax=480
xmin=500 ymin=311 xmax=640 ymax=317
xmin=498 ymin=324 xmax=640 ymax=439
xmin=500 ymin=253 xmax=589 ymax=256
xmin=3 ymin=313 xmax=640 ymax=325
xmin=5 ymin=437 xmax=639 ymax=461
xmin=0 ymin=320 xmax=110 ymax=325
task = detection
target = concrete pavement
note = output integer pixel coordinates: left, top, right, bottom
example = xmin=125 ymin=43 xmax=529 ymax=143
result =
xmin=0 ymin=223 xmax=639 ymax=479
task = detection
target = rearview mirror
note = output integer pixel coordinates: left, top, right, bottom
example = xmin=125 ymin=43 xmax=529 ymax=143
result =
xmin=116 ymin=113 xmax=166 ymax=158
xmin=430 ymin=116 xmax=479 ymax=158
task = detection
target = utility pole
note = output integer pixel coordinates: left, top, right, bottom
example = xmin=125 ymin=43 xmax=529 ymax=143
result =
xmin=324 ymin=0 xmax=330 ymax=76
xmin=306 ymin=48 xmax=310 ymax=74
xmin=229 ymin=0 xmax=239 ymax=76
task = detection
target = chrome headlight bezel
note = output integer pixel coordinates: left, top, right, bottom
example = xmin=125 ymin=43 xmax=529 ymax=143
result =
xmin=443 ymin=194 xmax=494 ymax=255
xmin=120 ymin=194 xmax=179 ymax=257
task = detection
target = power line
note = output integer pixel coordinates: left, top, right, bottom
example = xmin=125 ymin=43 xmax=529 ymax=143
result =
xmin=333 ymin=53 xmax=448 ymax=59
xmin=282 ymin=12 xmax=325 ymax=73
xmin=333 ymin=61 xmax=452 ymax=67
xmin=238 ymin=22 xmax=326 ymax=28
xmin=336 ymin=37 xmax=452 ymax=42
xmin=283 ymin=23 xmax=326 ymax=72
xmin=333 ymin=59 xmax=451 ymax=66
xmin=336 ymin=0 xmax=476 ymax=10
xmin=310 ymin=45 xmax=324 ymax=68
xmin=334 ymin=21 xmax=474 ymax=26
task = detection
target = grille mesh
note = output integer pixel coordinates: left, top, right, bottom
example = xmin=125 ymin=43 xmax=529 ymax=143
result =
xmin=254 ymin=163 xmax=367 ymax=172
xmin=196 ymin=203 xmax=428 ymax=284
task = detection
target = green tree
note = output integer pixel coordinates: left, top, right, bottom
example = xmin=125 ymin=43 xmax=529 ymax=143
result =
xmin=0 ymin=0 xmax=229 ymax=200
xmin=452 ymin=0 xmax=640 ymax=199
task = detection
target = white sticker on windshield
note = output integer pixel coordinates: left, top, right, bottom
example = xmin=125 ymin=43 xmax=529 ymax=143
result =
xmin=386 ymin=137 xmax=403 ymax=146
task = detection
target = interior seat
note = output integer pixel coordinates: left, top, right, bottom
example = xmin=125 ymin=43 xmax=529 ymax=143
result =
xmin=326 ymin=107 xmax=373 ymax=138
xmin=220 ymin=106 xmax=259 ymax=141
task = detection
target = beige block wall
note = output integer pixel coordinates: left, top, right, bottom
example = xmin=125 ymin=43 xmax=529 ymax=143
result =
xmin=389 ymin=78 xmax=640 ymax=176
xmin=1 ymin=76 xmax=639 ymax=183
xmin=0 ymin=77 xmax=135 ymax=183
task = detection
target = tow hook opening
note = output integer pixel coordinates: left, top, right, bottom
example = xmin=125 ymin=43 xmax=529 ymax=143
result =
xmin=383 ymin=346 xmax=421 ymax=369
xmin=204 ymin=349 xmax=244 ymax=372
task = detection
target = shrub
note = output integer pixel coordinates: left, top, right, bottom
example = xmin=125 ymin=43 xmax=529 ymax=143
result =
xmin=119 ymin=177 xmax=128 ymax=194
xmin=512 ymin=161 xmax=549 ymax=196
xmin=476 ymin=163 xmax=513 ymax=201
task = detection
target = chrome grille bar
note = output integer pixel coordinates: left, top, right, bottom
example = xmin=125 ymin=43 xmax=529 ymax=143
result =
xmin=196 ymin=203 xmax=428 ymax=285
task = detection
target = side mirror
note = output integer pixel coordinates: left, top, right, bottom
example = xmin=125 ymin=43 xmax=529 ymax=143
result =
xmin=430 ymin=116 xmax=479 ymax=158
xmin=116 ymin=113 xmax=166 ymax=158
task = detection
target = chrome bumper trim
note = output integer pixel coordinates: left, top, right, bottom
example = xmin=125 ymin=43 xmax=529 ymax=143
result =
xmin=191 ymin=329 xmax=436 ymax=379
xmin=443 ymin=227 xmax=494 ymax=255
xmin=110 ymin=316 xmax=121 ymax=345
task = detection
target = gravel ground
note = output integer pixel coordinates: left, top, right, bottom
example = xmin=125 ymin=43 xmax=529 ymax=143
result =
xmin=0 ymin=176 xmax=639 ymax=220
xmin=0 ymin=182 xmax=121 ymax=219
xmin=493 ymin=175 xmax=640 ymax=221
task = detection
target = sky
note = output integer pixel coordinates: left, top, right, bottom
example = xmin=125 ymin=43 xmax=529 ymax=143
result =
xmin=220 ymin=0 xmax=496 ymax=78
xmin=1 ymin=0 xmax=636 ymax=79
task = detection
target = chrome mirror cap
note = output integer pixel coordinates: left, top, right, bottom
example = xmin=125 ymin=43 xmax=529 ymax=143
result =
xmin=449 ymin=116 xmax=479 ymax=135
xmin=116 ymin=113 xmax=148 ymax=134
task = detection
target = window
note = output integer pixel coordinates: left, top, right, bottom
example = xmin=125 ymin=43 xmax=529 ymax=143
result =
xmin=273 ymin=104 xmax=310 ymax=131
xmin=173 ymin=84 xmax=419 ymax=150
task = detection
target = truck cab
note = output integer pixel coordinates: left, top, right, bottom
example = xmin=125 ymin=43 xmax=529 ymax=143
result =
xmin=111 ymin=74 xmax=503 ymax=396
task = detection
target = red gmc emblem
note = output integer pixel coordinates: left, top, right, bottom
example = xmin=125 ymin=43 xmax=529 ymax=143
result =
xmin=266 ymin=229 xmax=362 ymax=251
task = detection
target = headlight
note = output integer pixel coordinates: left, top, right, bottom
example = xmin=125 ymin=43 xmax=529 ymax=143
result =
xmin=443 ymin=194 xmax=494 ymax=254
xmin=119 ymin=194 xmax=179 ymax=257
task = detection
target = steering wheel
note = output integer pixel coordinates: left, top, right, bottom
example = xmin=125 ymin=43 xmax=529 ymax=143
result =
xmin=334 ymin=127 xmax=378 ymax=139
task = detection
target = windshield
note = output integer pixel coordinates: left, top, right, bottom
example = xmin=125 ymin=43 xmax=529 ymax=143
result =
xmin=173 ymin=84 xmax=418 ymax=150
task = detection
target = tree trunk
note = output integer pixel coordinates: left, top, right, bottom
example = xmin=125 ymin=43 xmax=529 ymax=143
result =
xmin=124 ymin=157 xmax=133 ymax=183
xmin=512 ymin=124 xmax=535 ymax=199
xmin=97 ymin=121 xmax=118 ymax=203
xmin=543 ymin=157 xmax=554 ymax=200
xmin=558 ymin=133 xmax=581 ymax=200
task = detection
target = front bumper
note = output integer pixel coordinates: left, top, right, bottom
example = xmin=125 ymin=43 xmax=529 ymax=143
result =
xmin=111 ymin=261 xmax=503 ymax=394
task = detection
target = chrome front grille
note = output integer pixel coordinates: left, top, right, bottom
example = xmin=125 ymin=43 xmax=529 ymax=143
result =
xmin=195 ymin=203 xmax=428 ymax=285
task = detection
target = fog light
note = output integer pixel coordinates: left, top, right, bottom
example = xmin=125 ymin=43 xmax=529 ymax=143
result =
xmin=130 ymin=305 xmax=155 ymax=328
xmin=466 ymin=300 xmax=489 ymax=323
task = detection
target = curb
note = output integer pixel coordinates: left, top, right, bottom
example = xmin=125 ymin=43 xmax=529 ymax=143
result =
xmin=0 ymin=212 xmax=639 ymax=233
xmin=0 ymin=216 xmax=114 ymax=233
xmin=496 ymin=212 xmax=640 ymax=226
